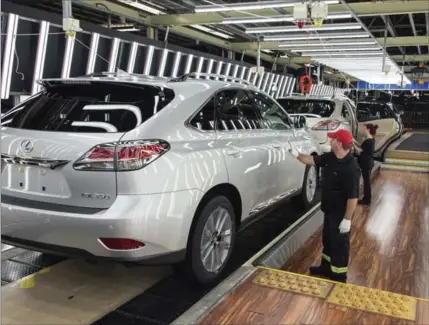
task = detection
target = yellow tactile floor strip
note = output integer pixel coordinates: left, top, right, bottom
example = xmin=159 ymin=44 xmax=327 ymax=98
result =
xmin=327 ymin=283 xmax=417 ymax=321
xmin=254 ymin=267 xmax=421 ymax=321
xmin=253 ymin=269 xmax=333 ymax=299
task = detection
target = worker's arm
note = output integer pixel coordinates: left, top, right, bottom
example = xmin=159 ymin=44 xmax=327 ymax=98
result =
xmin=290 ymin=145 xmax=330 ymax=167
xmin=338 ymin=168 xmax=361 ymax=233
xmin=297 ymin=154 xmax=316 ymax=166
xmin=344 ymin=198 xmax=358 ymax=221
xmin=353 ymin=143 xmax=363 ymax=154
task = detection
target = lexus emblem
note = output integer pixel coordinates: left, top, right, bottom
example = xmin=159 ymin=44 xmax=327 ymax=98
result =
xmin=20 ymin=140 xmax=34 ymax=153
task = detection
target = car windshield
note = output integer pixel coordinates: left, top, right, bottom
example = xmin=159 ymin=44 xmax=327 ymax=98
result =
xmin=277 ymin=98 xmax=335 ymax=118
xmin=1 ymin=82 xmax=175 ymax=133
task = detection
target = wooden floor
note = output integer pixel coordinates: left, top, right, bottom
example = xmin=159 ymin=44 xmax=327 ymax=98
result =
xmin=199 ymin=268 xmax=429 ymax=325
xmin=198 ymin=169 xmax=429 ymax=325
xmin=283 ymin=169 xmax=429 ymax=300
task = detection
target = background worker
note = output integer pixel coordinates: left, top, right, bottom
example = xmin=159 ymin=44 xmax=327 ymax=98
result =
xmin=289 ymin=129 xmax=360 ymax=283
xmin=353 ymin=124 xmax=377 ymax=205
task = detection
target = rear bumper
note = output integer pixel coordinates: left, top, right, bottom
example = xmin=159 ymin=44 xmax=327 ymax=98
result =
xmin=1 ymin=190 xmax=203 ymax=263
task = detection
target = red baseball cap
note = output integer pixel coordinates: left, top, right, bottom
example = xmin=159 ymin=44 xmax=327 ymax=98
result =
xmin=327 ymin=129 xmax=354 ymax=145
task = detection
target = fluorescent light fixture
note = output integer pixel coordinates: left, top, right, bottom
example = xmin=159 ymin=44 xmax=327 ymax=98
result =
xmin=232 ymin=64 xmax=239 ymax=78
xmin=315 ymin=56 xmax=411 ymax=85
xmin=276 ymin=76 xmax=286 ymax=98
xmin=61 ymin=35 xmax=75 ymax=78
xmin=195 ymin=0 xmax=339 ymax=13
xmin=246 ymin=23 xmax=362 ymax=34
xmin=192 ymin=24 xmax=233 ymax=39
xmin=291 ymin=46 xmax=381 ymax=52
xmin=185 ymin=54 xmax=194 ymax=74
xmin=157 ymin=49 xmax=168 ymax=77
xmin=1 ymin=13 xmax=19 ymax=99
xmin=240 ymin=67 xmax=246 ymax=81
xmin=206 ymin=59 xmax=214 ymax=76
xmin=117 ymin=28 xmax=140 ymax=32
xmin=86 ymin=33 xmax=99 ymax=74
xmin=279 ymin=40 xmax=377 ymax=47
xmin=252 ymin=72 xmax=258 ymax=85
xmin=262 ymin=73 xmax=271 ymax=92
xmin=308 ymin=51 xmax=384 ymax=57
xmin=264 ymin=32 xmax=370 ymax=41
xmin=117 ymin=0 xmax=165 ymax=15
xmin=224 ymin=63 xmax=232 ymax=80
xmin=221 ymin=12 xmax=351 ymax=25
xmin=143 ymin=46 xmax=154 ymax=75
xmin=108 ymin=38 xmax=120 ymax=72
xmin=196 ymin=57 xmax=204 ymax=75
xmin=215 ymin=62 xmax=223 ymax=80
xmin=127 ymin=42 xmax=138 ymax=73
xmin=171 ymin=51 xmax=182 ymax=77
xmin=32 ymin=21 xmax=50 ymax=95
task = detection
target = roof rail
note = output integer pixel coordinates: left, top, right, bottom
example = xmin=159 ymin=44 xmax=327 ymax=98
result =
xmin=170 ymin=72 xmax=253 ymax=86
xmin=77 ymin=70 xmax=169 ymax=82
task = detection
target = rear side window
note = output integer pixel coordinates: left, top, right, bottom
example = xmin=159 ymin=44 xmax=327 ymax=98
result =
xmin=1 ymin=82 xmax=175 ymax=133
xmin=277 ymin=99 xmax=335 ymax=118
xmin=357 ymin=102 xmax=394 ymax=122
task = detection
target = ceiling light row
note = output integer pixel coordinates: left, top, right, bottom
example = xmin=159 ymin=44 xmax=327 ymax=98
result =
xmin=194 ymin=0 xmax=339 ymax=13
xmin=192 ymin=25 xmax=234 ymax=39
xmin=263 ymin=31 xmax=370 ymax=41
xmin=278 ymin=39 xmax=377 ymax=47
xmin=291 ymin=46 xmax=381 ymax=52
xmin=117 ymin=0 xmax=165 ymax=15
xmin=221 ymin=12 xmax=352 ymax=25
xmin=246 ymin=23 xmax=362 ymax=34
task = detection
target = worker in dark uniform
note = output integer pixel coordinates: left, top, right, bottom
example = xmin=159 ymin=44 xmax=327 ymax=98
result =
xmin=289 ymin=129 xmax=360 ymax=283
xmin=353 ymin=124 xmax=377 ymax=205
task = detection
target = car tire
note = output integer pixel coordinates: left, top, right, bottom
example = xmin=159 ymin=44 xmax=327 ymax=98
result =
xmin=301 ymin=164 xmax=318 ymax=209
xmin=174 ymin=196 xmax=236 ymax=286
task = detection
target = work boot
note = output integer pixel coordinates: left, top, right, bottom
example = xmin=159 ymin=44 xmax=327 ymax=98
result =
xmin=330 ymin=273 xmax=347 ymax=283
xmin=309 ymin=265 xmax=331 ymax=278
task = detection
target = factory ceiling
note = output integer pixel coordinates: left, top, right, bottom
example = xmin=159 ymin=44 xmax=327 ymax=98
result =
xmin=4 ymin=0 xmax=429 ymax=82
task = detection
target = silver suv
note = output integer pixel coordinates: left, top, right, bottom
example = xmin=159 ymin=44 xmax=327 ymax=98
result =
xmin=1 ymin=72 xmax=322 ymax=284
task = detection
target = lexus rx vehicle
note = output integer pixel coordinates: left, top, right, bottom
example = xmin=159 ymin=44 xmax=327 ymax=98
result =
xmin=277 ymin=95 xmax=357 ymax=153
xmin=1 ymin=72 xmax=321 ymax=284
xmin=277 ymin=95 xmax=403 ymax=161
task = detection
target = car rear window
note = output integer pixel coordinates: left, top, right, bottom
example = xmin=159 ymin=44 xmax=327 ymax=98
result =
xmin=277 ymin=99 xmax=335 ymax=118
xmin=1 ymin=81 xmax=175 ymax=133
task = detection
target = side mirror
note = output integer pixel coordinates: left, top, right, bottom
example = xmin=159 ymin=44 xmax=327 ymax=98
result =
xmin=293 ymin=116 xmax=306 ymax=129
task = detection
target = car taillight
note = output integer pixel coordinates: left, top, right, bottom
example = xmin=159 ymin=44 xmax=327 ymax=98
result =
xmin=311 ymin=120 xmax=340 ymax=131
xmin=73 ymin=139 xmax=170 ymax=171
xmin=99 ymin=238 xmax=145 ymax=250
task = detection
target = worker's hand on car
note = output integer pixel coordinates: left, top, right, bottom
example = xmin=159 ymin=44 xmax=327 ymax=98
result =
xmin=289 ymin=144 xmax=300 ymax=158
xmin=338 ymin=219 xmax=351 ymax=234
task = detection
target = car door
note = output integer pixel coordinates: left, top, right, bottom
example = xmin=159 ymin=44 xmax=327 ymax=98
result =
xmin=214 ymin=88 xmax=268 ymax=221
xmin=251 ymin=91 xmax=306 ymax=198
xmin=356 ymin=102 xmax=402 ymax=153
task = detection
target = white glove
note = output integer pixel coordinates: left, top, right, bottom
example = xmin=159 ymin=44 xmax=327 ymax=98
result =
xmin=289 ymin=143 xmax=300 ymax=158
xmin=339 ymin=219 xmax=351 ymax=234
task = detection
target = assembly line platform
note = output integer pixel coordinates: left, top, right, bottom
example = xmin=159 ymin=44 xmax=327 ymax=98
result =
xmin=175 ymin=149 xmax=429 ymax=325
xmin=1 ymin=132 xmax=428 ymax=325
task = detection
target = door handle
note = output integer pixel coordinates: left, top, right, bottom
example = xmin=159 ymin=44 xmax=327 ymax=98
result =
xmin=226 ymin=148 xmax=240 ymax=156
xmin=272 ymin=143 xmax=282 ymax=149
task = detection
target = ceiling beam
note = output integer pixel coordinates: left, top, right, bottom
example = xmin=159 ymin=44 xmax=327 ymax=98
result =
xmin=148 ymin=1 xmax=429 ymax=26
xmin=276 ymin=54 xmax=429 ymax=65
xmin=230 ymin=36 xmax=429 ymax=51
xmin=408 ymin=13 xmax=421 ymax=54
xmin=381 ymin=15 xmax=405 ymax=56
xmin=77 ymin=0 xmax=279 ymax=64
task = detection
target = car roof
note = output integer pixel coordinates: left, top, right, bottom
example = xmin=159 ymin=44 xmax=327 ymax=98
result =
xmin=36 ymin=71 xmax=260 ymax=98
